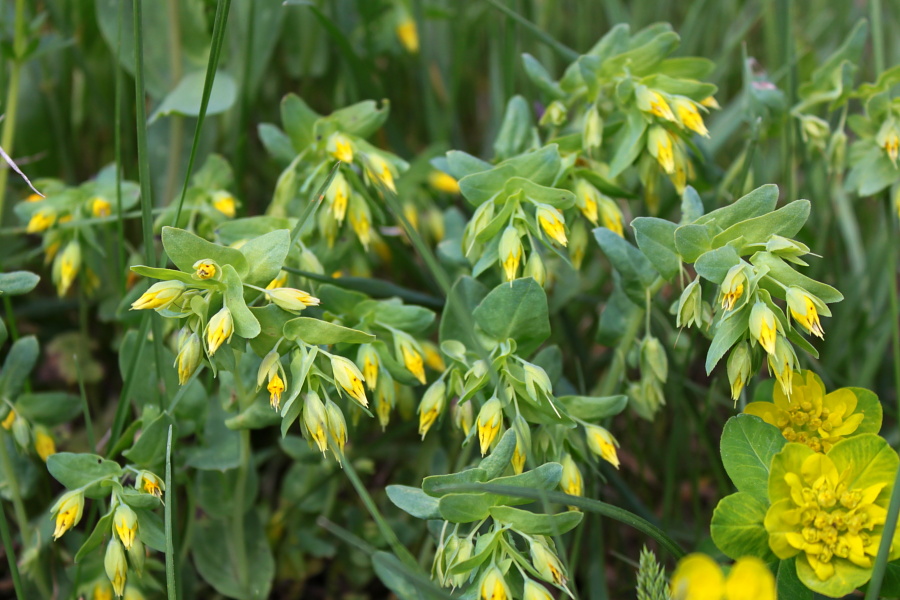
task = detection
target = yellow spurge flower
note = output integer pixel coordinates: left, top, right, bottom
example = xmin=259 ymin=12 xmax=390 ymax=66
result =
xmin=303 ymin=391 xmax=329 ymax=453
xmin=113 ymin=503 xmax=139 ymax=550
xmin=585 ymin=423 xmax=620 ymax=469
xmin=364 ymin=153 xmax=397 ymax=193
xmin=647 ymin=126 xmax=675 ymax=174
xmin=876 ymin=118 xmax=900 ymax=166
xmin=357 ymin=344 xmax=379 ymax=391
xmin=395 ymin=14 xmax=419 ymax=53
xmin=104 ymin=539 xmax=127 ymax=597
xmin=727 ymin=342 xmax=752 ymax=403
xmin=193 ymin=259 xmax=217 ymax=280
xmin=749 ymin=301 xmax=779 ymax=355
xmin=349 ymin=196 xmax=373 ymax=249
xmin=530 ymin=538 xmax=567 ymax=587
xmin=325 ymin=400 xmax=347 ymax=458
xmin=670 ymin=554 xmax=775 ymax=600
xmin=91 ymin=197 xmax=112 ymax=218
xmin=55 ymin=240 xmax=82 ymax=296
xmin=453 ymin=399 xmax=473 ymax=436
xmin=765 ymin=434 xmax=900 ymax=595
xmin=671 ymin=96 xmax=709 ymax=137
xmin=131 ymin=280 xmax=186 ymax=311
xmin=1 ymin=408 xmax=15 ymax=430
xmin=174 ymin=332 xmax=201 ymax=385
xmin=92 ymin=581 xmax=114 ymax=600
xmin=265 ymin=270 xmax=288 ymax=290
xmin=135 ymin=471 xmax=164 ymax=499
xmin=394 ymin=332 xmax=426 ymax=384
xmin=428 ymin=170 xmax=459 ymax=194
xmin=597 ymin=194 xmax=624 ymax=237
xmin=205 ymin=307 xmax=234 ymax=355
xmin=745 ymin=369 xmax=873 ymax=452
xmin=476 ymin=398 xmax=503 ymax=456
xmin=268 ymin=287 xmax=321 ymax=312
xmin=499 ymin=225 xmax=523 ymax=282
xmin=480 ymin=566 xmax=510 ymax=600
xmin=331 ymin=355 xmax=368 ymax=407
xmin=422 ymin=341 xmax=445 ymax=372
xmin=768 ymin=336 xmax=797 ymax=400
xmin=327 ymin=133 xmax=354 ymax=164
xmin=535 ymin=203 xmax=567 ymax=246
xmin=35 ymin=429 xmax=56 ymax=461
xmin=51 ymin=489 xmax=85 ymax=540
xmin=417 ymin=379 xmax=446 ymax=439
xmin=524 ymin=252 xmax=546 ymax=287
xmin=523 ymin=579 xmax=554 ymax=600
xmin=560 ymin=453 xmax=583 ymax=508
xmin=636 ymin=85 xmax=676 ymax=121
xmin=786 ymin=286 xmax=826 ymax=339
xmin=27 ymin=209 xmax=56 ymax=233
xmin=326 ymin=171 xmax=350 ymax=223
xmin=719 ymin=264 xmax=747 ymax=311
xmin=211 ymin=190 xmax=237 ymax=218
xmin=574 ymin=179 xmax=600 ymax=225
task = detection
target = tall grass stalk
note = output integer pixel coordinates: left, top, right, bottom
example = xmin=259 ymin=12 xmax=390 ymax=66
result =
xmin=0 ymin=0 xmax=28 ymax=227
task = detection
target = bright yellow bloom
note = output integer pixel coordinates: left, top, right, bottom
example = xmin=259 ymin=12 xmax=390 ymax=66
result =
xmin=268 ymin=287 xmax=320 ymax=312
xmin=647 ymin=126 xmax=675 ymax=174
xmin=480 ymin=566 xmax=510 ymax=600
xmin=331 ymin=355 xmax=368 ymax=407
xmin=27 ymin=209 xmax=56 ymax=233
xmin=175 ymin=332 xmax=201 ymax=385
xmin=104 ymin=539 xmax=127 ymax=597
xmin=749 ymin=302 xmax=778 ymax=355
xmin=636 ymin=85 xmax=676 ymax=121
xmin=745 ymin=369 xmax=869 ymax=453
xmin=574 ymin=179 xmax=600 ymax=225
xmin=135 ymin=471 xmax=164 ymax=499
xmin=786 ymin=286 xmax=825 ymax=339
xmin=131 ymin=281 xmax=187 ymax=313
xmin=417 ymin=380 xmax=446 ymax=439
xmin=92 ymin=197 xmax=113 ymax=218
xmin=476 ymin=398 xmax=503 ymax=456
xmin=267 ymin=373 xmax=286 ymax=410
xmin=55 ymin=240 xmax=81 ymax=296
xmin=512 ymin=434 xmax=527 ymax=474
xmin=325 ymin=401 xmax=347 ymax=457
xmin=671 ymin=554 xmax=775 ymax=600
xmin=672 ymin=97 xmax=709 ymax=137
xmin=326 ymin=171 xmax=350 ymax=223
xmin=327 ymin=133 xmax=354 ymax=164
xmin=719 ymin=264 xmax=747 ymax=311
xmin=358 ymin=344 xmax=379 ymax=391
xmin=1 ymin=409 xmax=15 ymax=430
xmin=365 ymin=153 xmax=397 ymax=193
xmin=395 ymin=333 xmax=426 ymax=384
xmin=428 ymin=171 xmax=459 ymax=194
xmin=530 ymin=539 xmax=567 ymax=587
xmin=535 ymin=204 xmax=567 ymax=246
xmin=266 ymin=270 xmax=288 ymax=290
xmin=303 ymin=391 xmax=329 ymax=453
xmin=560 ymin=453 xmax=583 ymax=507
xmin=206 ymin=307 xmax=234 ymax=355
xmin=700 ymin=96 xmax=721 ymax=109
xmin=193 ymin=259 xmax=217 ymax=280
xmin=585 ymin=424 xmax=620 ymax=469
xmin=422 ymin=341 xmax=445 ymax=372
xmin=113 ymin=504 xmax=138 ymax=550
xmin=212 ymin=191 xmax=237 ymax=217
xmin=395 ymin=15 xmax=419 ymax=53
xmin=51 ymin=490 xmax=85 ymax=540
xmin=35 ymin=430 xmax=56 ymax=461
xmin=499 ymin=226 xmax=523 ymax=282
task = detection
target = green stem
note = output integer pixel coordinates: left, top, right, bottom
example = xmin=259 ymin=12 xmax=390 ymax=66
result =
xmin=0 ymin=430 xmax=28 ymax=545
xmin=132 ymin=0 xmax=157 ymax=269
xmin=482 ymin=0 xmax=578 ymax=61
xmin=232 ymin=429 xmax=250 ymax=589
xmin=164 ymin=425 xmax=177 ymax=600
xmin=0 ymin=0 xmax=27 ymax=227
xmin=871 ymin=0 xmax=885 ymax=75
xmin=3 ymin=296 xmax=19 ymax=342
xmin=0 ymin=497 xmax=24 ymax=599
xmin=864 ymin=468 xmax=900 ymax=600
xmin=114 ymin=0 xmax=126 ymax=296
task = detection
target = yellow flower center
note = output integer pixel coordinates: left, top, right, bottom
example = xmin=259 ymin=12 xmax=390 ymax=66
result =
xmin=268 ymin=374 xmax=285 ymax=410
xmin=772 ymin=404 xmax=855 ymax=453
xmin=195 ymin=262 xmax=216 ymax=280
xmin=884 ymin=132 xmax=899 ymax=164
xmin=92 ymin=197 xmax=112 ymax=218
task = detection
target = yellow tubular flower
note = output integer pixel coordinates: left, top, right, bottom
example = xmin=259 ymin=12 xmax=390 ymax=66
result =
xmin=598 ymin=194 xmax=624 ymax=237
xmin=585 ymin=424 xmax=620 ymax=469
xmin=422 ymin=341 xmax=445 ymax=372
xmin=499 ymin=225 xmax=523 ymax=282
xmin=375 ymin=371 xmax=395 ymax=430
xmin=768 ymin=336 xmax=797 ymax=399
xmin=395 ymin=15 xmax=419 ymax=53
xmin=636 ymin=85 xmax=676 ymax=121
xmin=700 ymin=96 xmax=721 ymax=109
xmin=647 ymin=126 xmax=675 ymax=174
xmin=749 ymin=302 xmax=779 ymax=354
xmin=325 ymin=401 xmax=347 ymax=458
xmin=428 ymin=171 xmax=459 ymax=194
xmin=326 ymin=171 xmax=350 ymax=223
xmin=357 ymin=344 xmax=379 ymax=391
xmin=349 ymin=197 xmax=373 ymax=249
xmin=93 ymin=581 xmax=114 ymax=600
xmin=727 ymin=342 xmax=752 ymax=404
xmin=535 ymin=204 xmax=567 ymax=246
xmin=267 ymin=373 xmax=286 ymax=410
xmin=268 ymin=287 xmax=321 ymax=312
xmin=417 ymin=379 xmax=446 ymax=439
xmin=530 ymin=539 xmax=567 ymax=587
xmin=51 ymin=490 xmax=85 ymax=540
xmin=104 ymin=540 xmax=127 ymax=597
xmin=206 ymin=307 xmax=234 ymax=356
xmin=671 ymin=97 xmax=709 ymax=137
xmin=265 ymin=270 xmax=288 ymax=290
xmin=193 ymin=259 xmax=217 ymax=280
xmin=92 ymin=197 xmax=112 ymax=218
xmin=27 ymin=209 xmax=56 ymax=233
xmin=327 ymin=133 xmax=354 ymax=164
xmin=560 ymin=453 xmax=583 ymax=507
xmin=786 ymin=286 xmax=825 ymax=339
xmin=476 ymin=398 xmax=503 ymax=456
xmin=331 ymin=355 xmax=368 ymax=407
xmin=135 ymin=471 xmax=165 ymax=499
xmin=574 ymin=179 xmax=600 ymax=225
xmin=2 ymin=409 xmax=15 ymax=430
xmin=365 ymin=154 xmax=397 ymax=192
xmin=303 ymin=391 xmax=329 ymax=453
xmin=212 ymin=191 xmax=237 ymax=217
xmin=395 ymin=333 xmax=426 ymax=384
xmin=719 ymin=264 xmax=747 ymax=311
xmin=113 ymin=504 xmax=139 ymax=550
xmin=55 ymin=240 xmax=82 ymax=296
xmin=175 ymin=332 xmax=201 ymax=385
xmin=35 ymin=430 xmax=56 ymax=461
xmin=480 ymin=566 xmax=510 ymax=600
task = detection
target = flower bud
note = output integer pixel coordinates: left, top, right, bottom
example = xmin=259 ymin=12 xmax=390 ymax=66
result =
xmin=585 ymin=423 xmax=620 ymax=469
xmin=205 ymin=307 xmax=234 ymax=355
xmin=174 ymin=332 xmax=201 ymax=385
xmin=34 ymin=428 xmax=56 ymax=461
xmin=356 ymin=344 xmax=380 ymax=391
xmin=524 ymin=252 xmax=546 ymax=287
xmin=331 ymin=355 xmax=368 ymax=407
xmin=12 ymin=414 xmax=30 ymax=448
xmin=192 ymin=259 xmax=218 ymax=280
xmin=530 ymin=538 xmax=567 ymax=586
xmin=647 ymin=126 xmax=675 ymax=174
xmin=476 ymin=398 xmax=503 ymax=456
xmin=767 ymin=336 xmax=797 ymax=399
xmin=131 ymin=280 xmax=187 ymax=311
xmin=91 ymin=196 xmax=113 ymax=218
xmin=113 ymin=503 xmax=139 ymax=550
xmin=582 ymin=104 xmax=603 ymax=153
xmin=827 ymin=128 xmax=847 ymax=174
xmin=671 ymin=96 xmax=708 ymax=137
xmin=785 ymin=287 xmax=825 ymax=339
xmin=268 ymin=287 xmax=320 ymax=312
xmin=211 ymin=190 xmax=237 ymax=218
xmin=749 ymin=301 xmax=779 ymax=355
xmin=499 ymin=226 xmax=523 ymax=282
xmin=324 ymin=170 xmax=350 ymax=224
xmin=878 ymin=118 xmax=900 ymax=165
xmin=452 ymin=398 xmax=473 ymax=436
xmin=574 ymin=179 xmax=600 ymax=225
xmin=569 ymin=219 xmax=589 ymax=269
xmin=676 ymin=278 xmax=703 ymax=329
xmin=394 ymin=331 xmax=426 ymax=385
xmin=348 ymin=195 xmax=373 ymax=249
xmin=54 ymin=239 xmax=82 ymax=296
xmin=325 ymin=400 xmax=347 ymax=458
xmin=480 ymin=566 xmax=510 ymax=600
xmin=418 ymin=379 xmax=446 ymax=439
xmin=727 ymin=341 xmax=752 ymax=403
xmin=134 ymin=471 xmax=164 ymax=499
xmin=597 ymin=194 xmax=624 ymax=237
xmin=511 ymin=415 xmax=531 ymax=475
xmin=364 ymin=153 xmax=397 ymax=193
xmin=798 ymin=113 xmax=829 ymax=153
xmin=636 ymin=85 xmax=675 ymax=121
xmin=104 ymin=539 xmax=127 ymax=597
xmin=126 ymin=537 xmax=145 ymax=577
xmin=535 ymin=203 xmax=567 ymax=247
xmin=539 ymin=100 xmax=567 ymax=127
xmin=51 ymin=489 xmax=85 ymax=540
xmin=523 ymin=361 xmax=552 ymax=402
xmin=640 ymin=336 xmax=668 ymax=383
xmin=303 ymin=391 xmax=329 ymax=453
xmin=462 ymin=201 xmax=495 ymax=256
xmin=448 ymin=537 xmax=473 ymax=588
xmin=719 ymin=264 xmax=747 ymax=311
xmin=560 ymin=453 xmax=583 ymax=507
xmin=327 ymin=133 xmax=354 ymax=164
xmin=395 ymin=13 xmax=419 ymax=53
xmin=27 ymin=208 xmax=56 ymax=233
xmin=523 ymin=579 xmax=554 ymax=600
xmin=428 ymin=170 xmax=459 ymax=194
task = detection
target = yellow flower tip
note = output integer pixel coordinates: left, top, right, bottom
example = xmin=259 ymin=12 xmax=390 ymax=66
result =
xmin=581 ymin=195 xmax=599 ymax=225
xmin=328 ymin=133 xmax=354 ymax=164
xmin=193 ymin=259 xmax=217 ymax=280
xmin=648 ymin=126 xmax=675 ymax=174
xmin=477 ymin=398 xmax=503 ymax=456
xmin=417 ymin=380 xmax=446 ymax=439
xmin=35 ymin=431 xmax=56 ymax=462
xmin=787 ymin=287 xmax=825 ymax=339
xmin=480 ymin=567 xmax=510 ymax=600
xmin=700 ymin=95 xmax=721 ymax=109
xmin=365 ymin=155 xmax=397 ymax=193
xmin=174 ymin=332 xmax=201 ymax=385
xmin=104 ymin=540 xmax=128 ymax=597
xmin=750 ymin=302 xmax=779 ymax=355
xmin=428 ymin=171 xmax=459 ymax=194
xmin=267 ymin=373 xmax=286 ymax=410
xmin=51 ymin=490 xmax=85 ymax=540
xmin=523 ymin=580 xmax=554 ymax=600
xmin=536 ymin=205 xmax=568 ymax=246
xmin=325 ymin=401 xmax=347 ymax=458
xmin=91 ymin=197 xmax=113 ymax=218
xmin=499 ymin=226 xmax=523 ymax=282
xmin=720 ymin=264 xmax=747 ymax=311
xmin=265 ymin=271 xmax=288 ymax=290
xmin=25 ymin=192 xmax=43 ymax=202
xmin=26 ymin=209 xmax=56 ymax=233
xmin=113 ymin=505 xmax=139 ymax=550
xmin=512 ymin=442 xmax=526 ymax=475
xmin=672 ymin=97 xmax=709 ymax=137
xmin=649 ymin=91 xmax=676 ymax=121
xmin=136 ymin=471 xmax=165 ymax=499
xmin=885 ymin=132 xmax=900 ymax=165
xmin=530 ymin=540 xmax=567 ymax=587
xmin=55 ymin=241 xmax=82 ymax=297
xmin=206 ymin=307 xmax=234 ymax=356
xmin=1 ymin=409 xmax=15 ymax=431
xmin=422 ymin=343 xmax=445 ymax=372
xmin=586 ymin=425 xmax=620 ymax=469
xmin=212 ymin=191 xmax=237 ymax=218
xmin=725 ymin=557 xmax=776 ymax=600
xmin=331 ymin=356 xmax=368 ymax=407
xmin=131 ymin=280 xmax=186 ymax=311
xmin=268 ymin=287 xmax=321 ymax=312
xmin=670 ymin=553 xmax=725 ymax=600
xmin=362 ymin=355 xmax=379 ymax=391
xmin=349 ymin=208 xmax=372 ymax=249
xmin=395 ymin=17 xmax=419 ymax=54
xmin=400 ymin=342 xmax=426 ymax=384
xmin=560 ymin=454 xmax=583 ymax=507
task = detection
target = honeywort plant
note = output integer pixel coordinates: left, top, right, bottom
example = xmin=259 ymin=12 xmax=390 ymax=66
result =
xmin=1 ymin=1 xmax=900 ymax=599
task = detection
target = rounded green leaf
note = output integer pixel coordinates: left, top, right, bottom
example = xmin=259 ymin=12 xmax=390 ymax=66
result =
xmin=720 ymin=414 xmax=786 ymax=502
xmin=710 ymin=491 xmax=775 ymax=561
xmin=161 ymin=227 xmax=249 ymax=277
xmin=386 ymin=485 xmax=441 ymax=520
